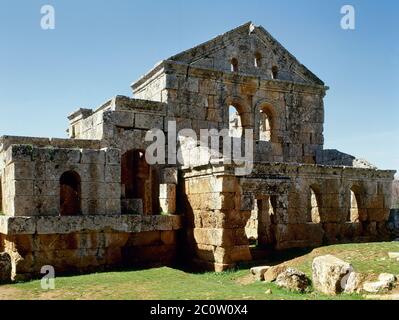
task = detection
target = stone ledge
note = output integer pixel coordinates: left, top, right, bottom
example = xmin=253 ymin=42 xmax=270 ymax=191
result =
xmin=0 ymin=214 xmax=183 ymax=235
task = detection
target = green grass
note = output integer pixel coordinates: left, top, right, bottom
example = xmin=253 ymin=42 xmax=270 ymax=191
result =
xmin=0 ymin=241 xmax=398 ymax=300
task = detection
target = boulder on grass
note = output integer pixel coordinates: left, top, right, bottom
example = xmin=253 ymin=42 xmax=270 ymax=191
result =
xmin=263 ymin=265 xmax=288 ymax=283
xmin=388 ymin=252 xmax=399 ymax=259
xmin=312 ymin=255 xmax=353 ymax=295
xmin=363 ymin=273 xmax=397 ymax=294
xmin=276 ymin=268 xmax=310 ymax=293
xmin=0 ymin=252 xmax=12 ymax=284
xmin=250 ymin=266 xmax=270 ymax=281
xmin=344 ymin=272 xmax=366 ymax=294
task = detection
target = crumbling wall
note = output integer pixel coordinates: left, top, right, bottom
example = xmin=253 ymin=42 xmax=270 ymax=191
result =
xmin=0 ymin=144 xmax=120 ymax=216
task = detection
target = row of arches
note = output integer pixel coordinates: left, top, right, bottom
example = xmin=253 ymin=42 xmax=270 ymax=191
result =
xmin=247 ymin=186 xmax=365 ymax=249
xmin=307 ymin=186 xmax=362 ymax=223
xmin=230 ymin=55 xmax=279 ymax=79
xmin=229 ymin=102 xmax=277 ymax=142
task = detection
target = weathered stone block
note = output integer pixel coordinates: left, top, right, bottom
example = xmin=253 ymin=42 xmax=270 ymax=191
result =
xmin=312 ymin=255 xmax=353 ymax=295
xmin=134 ymin=113 xmax=163 ymax=130
xmin=0 ymin=252 xmax=12 ymax=284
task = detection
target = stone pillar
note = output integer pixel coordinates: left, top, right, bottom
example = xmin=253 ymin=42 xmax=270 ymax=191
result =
xmin=183 ymin=167 xmax=251 ymax=271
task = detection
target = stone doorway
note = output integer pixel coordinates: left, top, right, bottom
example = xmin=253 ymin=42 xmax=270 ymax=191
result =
xmin=121 ymin=149 xmax=159 ymax=214
xmin=246 ymin=195 xmax=277 ymax=248
xmin=60 ymin=171 xmax=81 ymax=216
xmin=257 ymin=196 xmax=277 ymax=247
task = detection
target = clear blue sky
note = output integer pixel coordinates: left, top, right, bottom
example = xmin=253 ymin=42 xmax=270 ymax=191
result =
xmin=0 ymin=0 xmax=398 ymax=175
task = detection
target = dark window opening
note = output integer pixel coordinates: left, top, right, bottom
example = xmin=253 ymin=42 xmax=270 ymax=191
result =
xmin=271 ymin=66 xmax=278 ymax=79
xmin=254 ymin=52 xmax=262 ymax=68
xmin=60 ymin=171 xmax=81 ymax=216
xmin=231 ymin=58 xmax=238 ymax=72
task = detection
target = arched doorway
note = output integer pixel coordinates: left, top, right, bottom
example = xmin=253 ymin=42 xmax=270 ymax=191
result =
xmin=121 ymin=149 xmax=159 ymax=214
xmin=257 ymin=196 xmax=277 ymax=248
xmin=348 ymin=187 xmax=360 ymax=222
xmin=60 ymin=171 xmax=81 ymax=216
xmin=308 ymin=186 xmax=321 ymax=223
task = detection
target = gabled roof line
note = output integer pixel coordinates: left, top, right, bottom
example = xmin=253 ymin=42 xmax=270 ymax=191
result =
xmin=252 ymin=25 xmax=324 ymax=85
xmin=168 ymin=21 xmax=253 ymax=62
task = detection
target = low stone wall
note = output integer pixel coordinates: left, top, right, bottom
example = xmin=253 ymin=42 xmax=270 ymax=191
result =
xmin=181 ymin=163 xmax=395 ymax=271
xmin=0 ymin=214 xmax=183 ymax=280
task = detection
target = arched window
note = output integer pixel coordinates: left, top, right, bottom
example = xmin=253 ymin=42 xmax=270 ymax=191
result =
xmin=271 ymin=66 xmax=278 ymax=79
xmin=259 ymin=110 xmax=272 ymax=141
xmin=254 ymin=52 xmax=262 ymax=68
xmin=308 ymin=187 xmax=321 ymax=223
xmin=348 ymin=188 xmax=360 ymax=222
xmin=60 ymin=171 xmax=81 ymax=216
xmin=231 ymin=58 xmax=238 ymax=72
xmin=229 ymin=105 xmax=242 ymax=137
xmin=258 ymin=104 xmax=276 ymax=142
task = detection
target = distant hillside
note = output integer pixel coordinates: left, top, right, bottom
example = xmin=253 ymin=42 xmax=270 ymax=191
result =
xmin=393 ymin=179 xmax=399 ymax=209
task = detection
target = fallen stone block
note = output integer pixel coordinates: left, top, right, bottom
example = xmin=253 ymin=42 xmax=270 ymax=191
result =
xmin=312 ymin=255 xmax=353 ymax=295
xmin=276 ymin=268 xmax=310 ymax=293
xmin=250 ymin=266 xmax=270 ymax=281
xmin=344 ymin=272 xmax=366 ymax=294
xmin=263 ymin=265 xmax=288 ymax=283
xmin=362 ymin=273 xmax=396 ymax=294
xmin=388 ymin=252 xmax=399 ymax=259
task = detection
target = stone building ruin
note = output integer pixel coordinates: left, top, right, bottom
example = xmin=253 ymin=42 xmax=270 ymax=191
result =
xmin=0 ymin=22 xmax=396 ymax=279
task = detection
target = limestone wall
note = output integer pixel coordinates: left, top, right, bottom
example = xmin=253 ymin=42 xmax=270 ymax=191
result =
xmin=167 ymin=22 xmax=323 ymax=85
xmin=181 ymin=163 xmax=395 ymax=270
xmin=132 ymin=61 xmax=326 ymax=164
xmin=0 ymin=144 xmax=121 ymax=216
xmin=0 ymin=214 xmax=182 ymax=280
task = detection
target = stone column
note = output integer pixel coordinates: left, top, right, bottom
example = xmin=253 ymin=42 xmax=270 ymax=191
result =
xmin=183 ymin=166 xmax=251 ymax=271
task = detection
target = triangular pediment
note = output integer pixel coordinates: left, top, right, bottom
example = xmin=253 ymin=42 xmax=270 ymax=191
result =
xmin=168 ymin=22 xmax=324 ymax=85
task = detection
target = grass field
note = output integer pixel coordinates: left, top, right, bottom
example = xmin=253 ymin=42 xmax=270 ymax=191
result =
xmin=0 ymin=242 xmax=398 ymax=300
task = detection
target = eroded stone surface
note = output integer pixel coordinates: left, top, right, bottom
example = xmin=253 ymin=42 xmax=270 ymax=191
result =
xmin=312 ymin=255 xmax=353 ymax=295
xmin=250 ymin=266 xmax=270 ymax=281
xmin=363 ymin=273 xmax=396 ymax=293
xmin=0 ymin=252 xmax=11 ymax=284
xmin=275 ymin=268 xmax=310 ymax=292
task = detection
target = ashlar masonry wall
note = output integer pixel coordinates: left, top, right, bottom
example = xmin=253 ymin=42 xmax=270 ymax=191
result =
xmin=0 ymin=143 xmax=121 ymax=217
